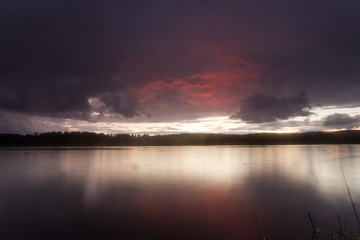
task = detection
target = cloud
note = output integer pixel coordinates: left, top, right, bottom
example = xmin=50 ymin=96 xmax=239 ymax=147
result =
xmin=231 ymin=93 xmax=311 ymax=123
xmin=99 ymin=93 xmax=141 ymax=118
xmin=1 ymin=0 xmax=360 ymax=132
xmin=322 ymin=113 xmax=360 ymax=129
xmin=0 ymin=110 xmax=70 ymax=134
xmin=0 ymin=75 xmax=91 ymax=120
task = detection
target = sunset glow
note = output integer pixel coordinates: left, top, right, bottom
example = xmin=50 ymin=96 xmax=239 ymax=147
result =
xmin=1 ymin=0 xmax=359 ymax=134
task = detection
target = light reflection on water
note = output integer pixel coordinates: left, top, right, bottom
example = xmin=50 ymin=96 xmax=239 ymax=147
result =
xmin=0 ymin=145 xmax=359 ymax=240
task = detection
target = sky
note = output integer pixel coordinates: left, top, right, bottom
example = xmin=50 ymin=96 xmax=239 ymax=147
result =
xmin=1 ymin=0 xmax=360 ymax=134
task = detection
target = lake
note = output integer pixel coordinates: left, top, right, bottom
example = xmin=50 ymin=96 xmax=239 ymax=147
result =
xmin=0 ymin=145 xmax=359 ymax=239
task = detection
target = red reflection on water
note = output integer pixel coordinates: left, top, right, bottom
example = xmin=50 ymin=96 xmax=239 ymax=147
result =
xmin=129 ymin=187 xmax=258 ymax=239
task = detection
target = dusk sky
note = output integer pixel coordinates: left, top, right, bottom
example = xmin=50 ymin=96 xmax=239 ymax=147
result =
xmin=1 ymin=0 xmax=360 ymax=134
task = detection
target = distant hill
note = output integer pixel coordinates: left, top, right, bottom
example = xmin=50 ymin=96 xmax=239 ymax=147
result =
xmin=1 ymin=131 xmax=360 ymax=146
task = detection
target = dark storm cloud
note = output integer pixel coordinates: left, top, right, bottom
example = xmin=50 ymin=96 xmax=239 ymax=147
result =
xmin=99 ymin=93 xmax=141 ymax=118
xmin=0 ymin=110 xmax=70 ymax=134
xmin=322 ymin=113 xmax=360 ymax=129
xmin=248 ymin=1 xmax=360 ymax=105
xmin=231 ymin=93 xmax=311 ymax=123
xmin=1 ymin=0 xmax=360 ymax=124
xmin=0 ymin=0 xmax=222 ymax=119
xmin=0 ymin=75 xmax=91 ymax=119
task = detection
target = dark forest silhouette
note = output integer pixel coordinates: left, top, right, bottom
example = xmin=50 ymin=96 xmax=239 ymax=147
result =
xmin=1 ymin=130 xmax=360 ymax=146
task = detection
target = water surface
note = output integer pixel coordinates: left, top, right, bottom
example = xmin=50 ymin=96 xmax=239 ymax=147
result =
xmin=0 ymin=145 xmax=359 ymax=239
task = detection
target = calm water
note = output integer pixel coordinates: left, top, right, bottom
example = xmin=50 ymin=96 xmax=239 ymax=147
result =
xmin=0 ymin=145 xmax=359 ymax=240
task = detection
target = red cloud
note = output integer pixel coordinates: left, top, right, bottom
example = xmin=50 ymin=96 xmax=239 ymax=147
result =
xmin=130 ymin=65 xmax=262 ymax=119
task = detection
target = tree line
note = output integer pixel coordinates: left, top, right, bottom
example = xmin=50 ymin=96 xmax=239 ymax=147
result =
xmin=1 ymin=130 xmax=360 ymax=146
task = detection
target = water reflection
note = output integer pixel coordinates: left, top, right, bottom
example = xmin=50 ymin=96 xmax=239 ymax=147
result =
xmin=0 ymin=145 xmax=359 ymax=239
